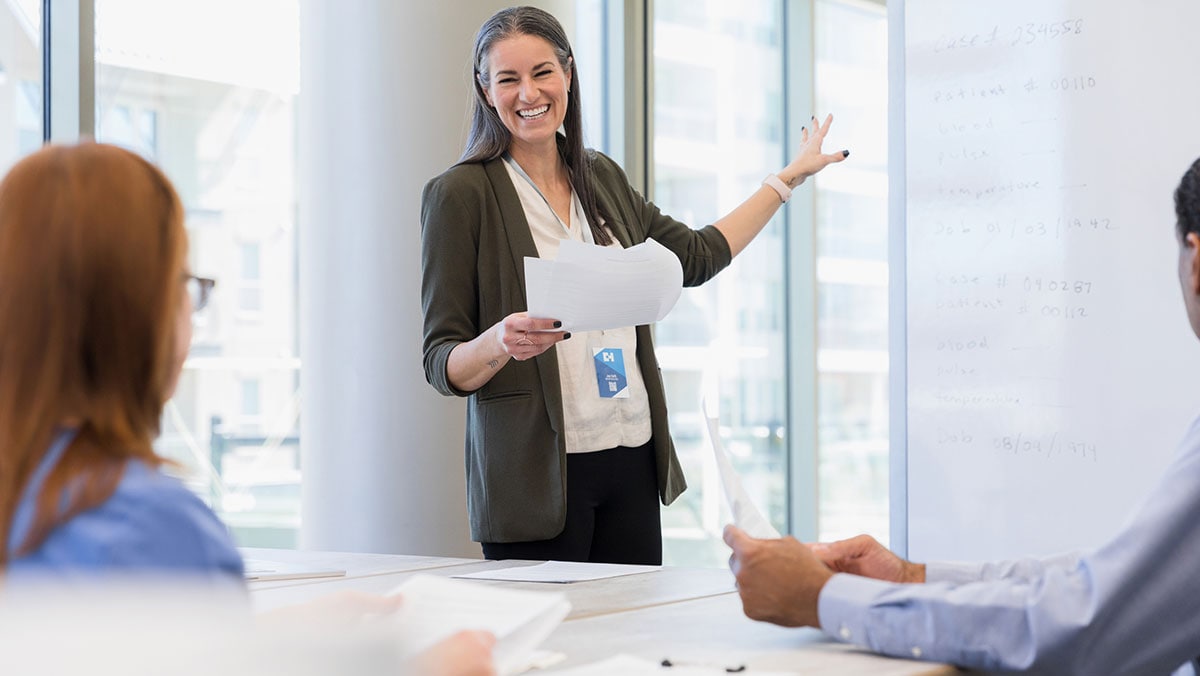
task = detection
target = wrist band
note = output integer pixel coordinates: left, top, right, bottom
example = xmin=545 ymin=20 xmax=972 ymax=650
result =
xmin=762 ymin=174 xmax=792 ymax=203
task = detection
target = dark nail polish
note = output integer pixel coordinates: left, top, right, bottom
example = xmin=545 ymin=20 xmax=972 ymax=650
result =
xmin=553 ymin=320 xmax=562 ymax=328
xmin=842 ymin=149 xmax=850 ymax=158
xmin=801 ymin=126 xmax=806 ymax=132
xmin=563 ymin=332 xmax=572 ymax=340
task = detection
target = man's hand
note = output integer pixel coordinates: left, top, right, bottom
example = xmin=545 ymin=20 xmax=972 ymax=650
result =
xmin=809 ymin=534 xmax=925 ymax=583
xmin=723 ymin=525 xmax=832 ymax=628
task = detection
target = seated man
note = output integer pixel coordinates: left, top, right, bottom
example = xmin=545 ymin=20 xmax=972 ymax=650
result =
xmin=725 ymin=156 xmax=1200 ymax=676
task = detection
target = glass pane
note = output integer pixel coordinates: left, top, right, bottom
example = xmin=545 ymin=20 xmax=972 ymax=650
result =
xmin=95 ymin=0 xmax=302 ymax=548
xmin=814 ymin=0 xmax=890 ymax=545
xmin=573 ymin=0 xmax=610 ymax=155
xmin=1 ymin=0 xmax=42 ymax=171
xmin=653 ymin=0 xmax=786 ymax=566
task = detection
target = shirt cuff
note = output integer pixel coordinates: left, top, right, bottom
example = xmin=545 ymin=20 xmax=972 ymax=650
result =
xmin=818 ymin=573 xmax=939 ymax=662
xmin=817 ymin=573 xmax=899 ymax=645
xmin=924 ymin=561 xmax=988 ymax=585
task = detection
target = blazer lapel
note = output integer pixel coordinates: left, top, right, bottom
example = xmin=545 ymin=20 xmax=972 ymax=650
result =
xmin=482 ymin=157 xmax=565 ymax=436
xmin=484 ymin=158 xmax=538 ymax=303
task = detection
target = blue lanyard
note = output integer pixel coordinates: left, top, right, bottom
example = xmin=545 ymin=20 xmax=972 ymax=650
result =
xmin=503 ymin=153 xmax=595 ymax=245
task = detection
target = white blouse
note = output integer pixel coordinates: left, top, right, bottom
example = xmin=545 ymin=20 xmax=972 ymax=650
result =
xmin=502 ymin=158 xmax=653 ymax=454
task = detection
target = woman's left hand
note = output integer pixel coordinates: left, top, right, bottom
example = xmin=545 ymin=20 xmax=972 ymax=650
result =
xmin=780 ymin=113 xmax=848 ymax=186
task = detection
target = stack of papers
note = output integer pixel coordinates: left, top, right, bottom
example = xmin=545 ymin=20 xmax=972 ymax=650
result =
xmin=525 ymin=238 xmax=684 ymax=332
xmin=388 ymin=575 xmax=570 ymax=676
xmin=453 ymin=561 xmax=659 ymax=583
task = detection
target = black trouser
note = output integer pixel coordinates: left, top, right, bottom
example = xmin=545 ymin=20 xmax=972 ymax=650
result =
xmin=481 ymin=440 xmax=662 ymax=565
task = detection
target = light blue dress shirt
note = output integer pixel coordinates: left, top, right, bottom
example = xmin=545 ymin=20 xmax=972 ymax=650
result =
xmin=6 ymin=428 xmax=245 ymax=589
xmin=819 ymin=413 xmax=1200 ymax=676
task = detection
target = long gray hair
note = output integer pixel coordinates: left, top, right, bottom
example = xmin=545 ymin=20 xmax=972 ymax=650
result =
xmin=461 ymin=6 xmax=613 ymax=245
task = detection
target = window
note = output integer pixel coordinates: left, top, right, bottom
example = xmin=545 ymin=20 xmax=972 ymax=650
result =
xmin=94 ymin=0 xmax=302 ymax=548
xmin=240 ymin=378 xmax=261 ymax=420
xmin=814 ymin=0 xmax=889 ymax=544
xmin=1 ymin=0 xmax=41 ymax=171
xmin=652 ymin=0 xmax=788 ymax=567
xmin=645 ymin=0 xmax=890 ymax=564
xmin=97 ymin=103 xmax=157 ymax=158
xmin=573 ymin=0 xmax=612 ymax=154
xmin=238 ymin=241 xmax=264 ymax=315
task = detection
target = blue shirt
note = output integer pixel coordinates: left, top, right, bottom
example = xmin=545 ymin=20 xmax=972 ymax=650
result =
xmin=819 ymin=414 xmax=1200 ymax=676
xmin=6 ymin=429 xmax=245 ymax=589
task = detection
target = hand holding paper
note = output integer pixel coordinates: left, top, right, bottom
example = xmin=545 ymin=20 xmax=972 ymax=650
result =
xmin=525 ymin=238 xmax=684 ymax=333
xmin=703 ymin=398 xmax=781 ymax=539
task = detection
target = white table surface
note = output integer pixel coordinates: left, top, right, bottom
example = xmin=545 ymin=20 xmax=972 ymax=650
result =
xmin=541 ymin=591 xmax=957 ymax=675
xmin=247 ymin=549 xmax=960 ymax=675
xmin=240 ymin=547 xmax=478 ymax=591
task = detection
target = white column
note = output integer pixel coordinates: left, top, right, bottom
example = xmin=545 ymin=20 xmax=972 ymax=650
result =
xmin=299 ymin=1 xmax=574 ymax=556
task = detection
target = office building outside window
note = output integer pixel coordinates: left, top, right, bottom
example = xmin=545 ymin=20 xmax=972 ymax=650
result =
xmin=94 ymin=0 xmax=302 ymax=547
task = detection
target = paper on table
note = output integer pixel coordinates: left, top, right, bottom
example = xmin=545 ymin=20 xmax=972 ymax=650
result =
xmin=547 ymin=654 xmax=794 ymax=675
xmin=241 ymin=559 xmax=345 ymax=582
xmin=453 ymin=561 xmax=660 ymax=583
xmin=388 ymin=574 xmax=570 ymax=676
xmin=703 ymin=398 xmax=782 ymax=539
xmin=525 ymin=238 xmax=683 ymax=333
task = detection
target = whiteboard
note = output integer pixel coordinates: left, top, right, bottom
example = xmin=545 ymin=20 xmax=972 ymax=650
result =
xmin=892 ymin=0 xmax=1200 ymax=562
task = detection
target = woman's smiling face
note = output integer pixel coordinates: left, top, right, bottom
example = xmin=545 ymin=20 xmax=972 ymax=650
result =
xmin=481 ymin=33 xmax=572 ymax=155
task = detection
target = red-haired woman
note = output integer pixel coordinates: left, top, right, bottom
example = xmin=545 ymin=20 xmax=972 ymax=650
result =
xmin=0 ymin=142 xmax=242 ymax=586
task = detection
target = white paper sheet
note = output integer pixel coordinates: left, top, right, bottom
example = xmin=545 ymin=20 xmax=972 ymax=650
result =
xmin=547 ymin=654 xmax=794 ymax=675
xmin=452 ymin=561 xmax=660 ymax=583
xmin=525 ymin=238 xmax=683 ymax=332
xmin=702 ymin=398 xmax=782 ymax=540
xmin=387 ymin=575 xmax=570 ymax=676
xmin=241 ymin=559 xmax=345 ymax=582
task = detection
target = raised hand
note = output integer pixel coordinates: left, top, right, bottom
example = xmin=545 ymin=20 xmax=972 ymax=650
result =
xmin=781 ymin=113 xmax=849 ymax=186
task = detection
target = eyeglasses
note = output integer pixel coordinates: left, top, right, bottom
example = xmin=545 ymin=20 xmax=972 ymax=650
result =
xmin=185 ymin=274 xmax=216 ymax=312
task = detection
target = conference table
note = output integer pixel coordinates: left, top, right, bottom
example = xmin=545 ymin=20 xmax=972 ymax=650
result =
xmin=245 ymin=548 xmax=959 ymax=675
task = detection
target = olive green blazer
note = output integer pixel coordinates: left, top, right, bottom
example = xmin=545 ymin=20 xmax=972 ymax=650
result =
xmin=420 ymin=151 xmax=732 ymax=543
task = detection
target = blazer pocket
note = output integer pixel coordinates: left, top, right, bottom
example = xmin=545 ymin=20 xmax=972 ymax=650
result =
xmin=476 ymin=389 xmax=533 ymax=404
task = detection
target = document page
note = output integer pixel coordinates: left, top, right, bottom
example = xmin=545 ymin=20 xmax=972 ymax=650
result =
xmin=525 ymin=238 xmax=683 ymax=332
xmin=388 ymin=575 xmax=569 ymax=676
xmin=453 ymin=561 xmax=660 ymax=583
xmin=241 ymin=559 xmax=345 ymax=582
xmin=703 ymin=398 xmax=781 ymax=539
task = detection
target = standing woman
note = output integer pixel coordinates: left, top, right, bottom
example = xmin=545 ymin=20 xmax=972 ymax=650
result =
xmin=421 ymin=6 xmax=847 ymax=564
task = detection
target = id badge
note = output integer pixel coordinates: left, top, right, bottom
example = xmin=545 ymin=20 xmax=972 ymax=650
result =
xmin=592 ymin=347 xmax=629 ymax=398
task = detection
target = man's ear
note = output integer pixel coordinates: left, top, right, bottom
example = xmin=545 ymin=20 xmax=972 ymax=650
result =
xmin=1188 ymin=232 xmax=1200 ymax=294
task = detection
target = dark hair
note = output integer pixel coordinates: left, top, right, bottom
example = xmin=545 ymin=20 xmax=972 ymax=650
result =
xmin=461 ymin=6 xmax=612 ymax=245
xmin=1177 ymin=157 xmax=1200 ymax=241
